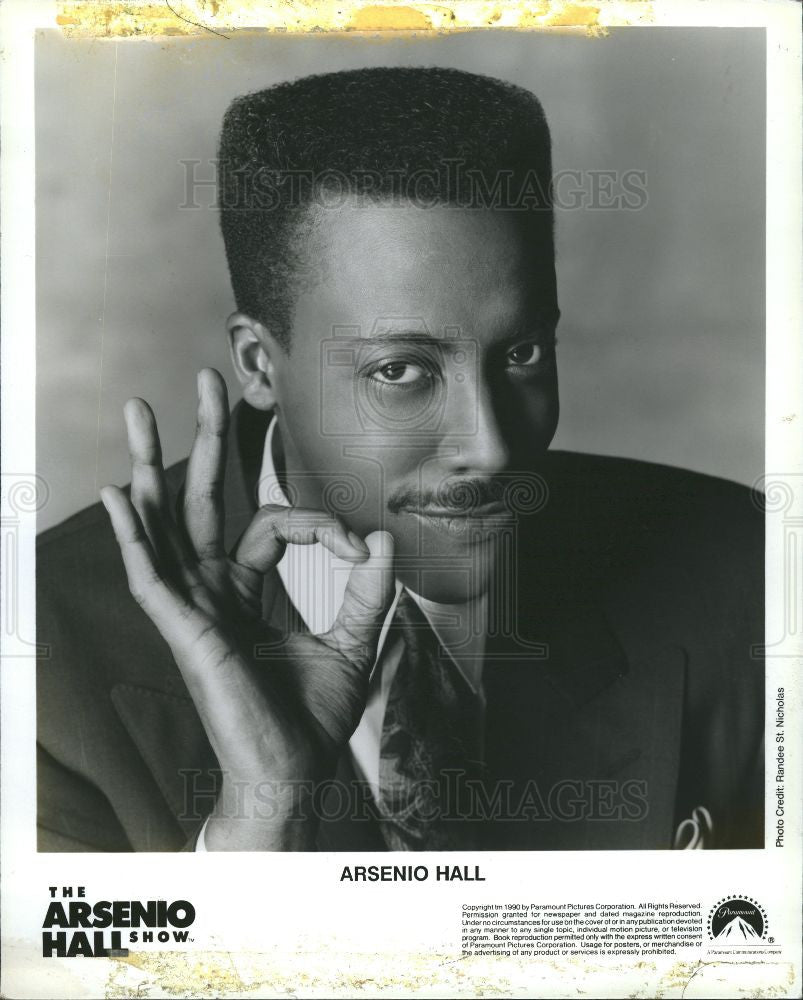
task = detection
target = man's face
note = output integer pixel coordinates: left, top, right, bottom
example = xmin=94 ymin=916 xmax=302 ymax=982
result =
xmin=267 ymin=199 xmax=559 ymax=602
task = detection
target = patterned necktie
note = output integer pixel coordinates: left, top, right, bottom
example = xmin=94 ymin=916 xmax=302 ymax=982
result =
xmin=378 ymin=590 xmax=483 ymax=850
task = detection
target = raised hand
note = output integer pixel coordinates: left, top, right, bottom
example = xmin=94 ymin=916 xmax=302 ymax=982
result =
xmin=100 ymin=368 xmax=395 ymax=850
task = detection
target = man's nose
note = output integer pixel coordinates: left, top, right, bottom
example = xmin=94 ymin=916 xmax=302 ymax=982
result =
xmin=440 ymin=376 xmax=510 ymax=476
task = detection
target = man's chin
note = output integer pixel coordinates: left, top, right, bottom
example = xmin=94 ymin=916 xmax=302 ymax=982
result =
xmin=394 ymin=565 xmax=492 ymax=604
xmin=389 ymin=513 xmax=502 ymax=603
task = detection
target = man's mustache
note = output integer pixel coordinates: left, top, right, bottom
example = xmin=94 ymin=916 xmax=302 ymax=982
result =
xmin=387 ymin=478 xmax=508 ymax=514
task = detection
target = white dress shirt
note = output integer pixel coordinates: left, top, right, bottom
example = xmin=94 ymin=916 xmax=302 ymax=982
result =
xmin=197 ymin=416 xmax=487 ymax=849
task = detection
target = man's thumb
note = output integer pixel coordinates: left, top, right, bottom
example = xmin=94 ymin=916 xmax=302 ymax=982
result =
xmin=325 ymin=530 xmax=395 ymax=669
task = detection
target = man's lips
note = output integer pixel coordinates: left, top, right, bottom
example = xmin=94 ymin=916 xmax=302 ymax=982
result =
xmin=398 ymin=502 xmax=510 ymax=539
xmin=403 ymin=502 xmax=508 ymax=517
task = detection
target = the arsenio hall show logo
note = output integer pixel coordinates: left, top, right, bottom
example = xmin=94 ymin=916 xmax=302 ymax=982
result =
xmin=42 ymin=887 xmax=196 ymax=958
xmin=707 ymin=897 xmax=769 ymax=943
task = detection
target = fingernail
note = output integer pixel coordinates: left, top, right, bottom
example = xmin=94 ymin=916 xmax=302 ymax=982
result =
xmin=347 ymin=530 xmax=370 ymax=555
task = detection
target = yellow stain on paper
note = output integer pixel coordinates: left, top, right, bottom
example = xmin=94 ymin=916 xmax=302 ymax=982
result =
xmin=349 ymin=5 xmax=434 ymax=31
xmin=53 ymin=0 xmax=655 ymax=38
xmin=103 ymin=949 xmax=799 ymax=999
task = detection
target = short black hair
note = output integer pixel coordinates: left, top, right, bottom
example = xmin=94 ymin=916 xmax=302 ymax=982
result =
xmin=218 ymin=66 xmax=554 ymax=351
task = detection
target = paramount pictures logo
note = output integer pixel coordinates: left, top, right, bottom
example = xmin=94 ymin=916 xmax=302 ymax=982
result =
xmin=707 ymin=897 xmax=769 ymax=943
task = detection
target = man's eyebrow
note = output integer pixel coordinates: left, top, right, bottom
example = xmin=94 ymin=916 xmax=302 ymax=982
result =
xmin=331 ymin=329 xmax=443 ymax=346
xmin=369 ymin=329 xmax=440 ymax=343
xmin=503 ymin=310 xmax=561 ymax=345
xmin=346 ymin=321 xmax=560 ymax=345
xmin=333 ymin=314 xmax=561 ymax=348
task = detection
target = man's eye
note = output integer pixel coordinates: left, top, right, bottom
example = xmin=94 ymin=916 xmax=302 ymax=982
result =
xmin=506 ymin=342 xmax=543 ymax=367
xmin=370 ymin=361 xmax=427 ymax=385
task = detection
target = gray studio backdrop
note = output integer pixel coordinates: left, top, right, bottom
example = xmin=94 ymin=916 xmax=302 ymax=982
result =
xmin=36 ymin=28 xmax=765 ymax=532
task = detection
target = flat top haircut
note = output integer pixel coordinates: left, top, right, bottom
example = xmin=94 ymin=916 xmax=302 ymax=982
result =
xmin=218 ymin=66 xmax=555 ymax=351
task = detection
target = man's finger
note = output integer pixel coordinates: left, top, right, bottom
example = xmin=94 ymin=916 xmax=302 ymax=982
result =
xmin=125 ymin=397 xmax=188 ymax=570
xmin=233 ymin=504 xmax=370 ymax=575
xmin=183 ymin=368 xmax=229 ymax=561
xmin=323 ymin=531 xmax=395 ymax=671
xmin=100 ymin=485 xmax=188 ymax=635
xmin=102 ymin=486 xmax=239 ymax=699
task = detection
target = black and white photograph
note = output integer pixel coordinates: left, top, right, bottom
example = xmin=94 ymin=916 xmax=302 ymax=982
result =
xmin=2 ymin=2 xmax=801 ymax=997
xmin=35 ymin=25 xmax=766 ymax=854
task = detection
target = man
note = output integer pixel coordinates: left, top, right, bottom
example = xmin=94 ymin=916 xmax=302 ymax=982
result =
xmin=37 ymin=67 xmax=764 ymax=852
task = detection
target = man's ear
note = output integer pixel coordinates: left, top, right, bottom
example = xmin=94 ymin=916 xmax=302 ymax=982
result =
xmin=226 ymin=313 xmax=280 ymax=411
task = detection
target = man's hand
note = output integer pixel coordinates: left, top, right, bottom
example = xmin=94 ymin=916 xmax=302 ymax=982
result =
xmin=100 ymin=368 xmax=395 ymax=850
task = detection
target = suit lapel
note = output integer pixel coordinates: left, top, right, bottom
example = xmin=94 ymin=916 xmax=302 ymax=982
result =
xmin=110 ymin=684 xmax=220 ymax=839
xmin=315 ymin=750 xmax=388 ymax=852
xmin=483 ymin=607 xmax=687 ymax=850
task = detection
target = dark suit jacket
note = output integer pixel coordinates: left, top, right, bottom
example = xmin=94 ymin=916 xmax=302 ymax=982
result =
xmin=36 ymin=401 xmax=764 ymax=852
